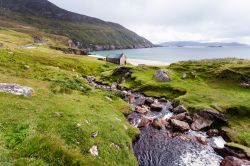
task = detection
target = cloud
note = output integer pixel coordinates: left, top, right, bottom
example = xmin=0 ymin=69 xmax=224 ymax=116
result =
xmin=49 ymin=0 xmax=250 ymax=44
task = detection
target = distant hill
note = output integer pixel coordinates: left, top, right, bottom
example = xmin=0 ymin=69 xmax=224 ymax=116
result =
xmin=0 ymin=0 xmax=153 ymax=51
xmin=160 ymin=41 xmax=248 ymax=47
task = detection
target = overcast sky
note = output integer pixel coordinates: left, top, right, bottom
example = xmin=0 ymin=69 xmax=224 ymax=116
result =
xmin=49 ymin=0 xmax=250 ymax=44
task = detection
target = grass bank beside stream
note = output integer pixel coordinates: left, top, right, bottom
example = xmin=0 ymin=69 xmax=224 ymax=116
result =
xmin=101 ymin=59 xmax=250 ymax=153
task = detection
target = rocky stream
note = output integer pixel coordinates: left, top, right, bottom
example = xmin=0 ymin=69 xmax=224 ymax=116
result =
xmin=85 ymin=75 xmax=250 ymax=166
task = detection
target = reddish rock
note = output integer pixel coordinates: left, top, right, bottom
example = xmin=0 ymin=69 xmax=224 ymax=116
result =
xmin=170 ymin=119 xmax=190 ymax=132
xmin=135 ymin=106 xmax=149 ymax=114
xmin=191 ymin=117 xmax=213 ymax=131
xmin=150 ymin=103 xmax=163 ymax=112
xmin=138 ymin=117 xmax=152 ymax=128
xmin=220 ymin=156 xmax=250 ymax=166
xmin=152 ymin=118 xmax=168 ymax=130
xmin=172 ymin=112 xmax=187 ymax=121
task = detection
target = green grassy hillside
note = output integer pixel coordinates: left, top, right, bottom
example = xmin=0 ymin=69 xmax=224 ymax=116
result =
xmin=0 ymin=0 xmax=153 ymax=50
xmin=0 ymin=28 xmax=138 ymax=165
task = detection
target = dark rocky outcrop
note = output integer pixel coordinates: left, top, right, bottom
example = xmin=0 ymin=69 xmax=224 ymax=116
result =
xmin=198 ymin=109 xmax=228 ymax=124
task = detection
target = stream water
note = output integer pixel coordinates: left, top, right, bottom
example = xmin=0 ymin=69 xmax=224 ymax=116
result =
xmin=85 ymin=76 xmax=230 ymax=166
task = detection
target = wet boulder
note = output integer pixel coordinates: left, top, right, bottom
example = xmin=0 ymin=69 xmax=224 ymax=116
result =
xmin=198 ymin=109 xmax=228 ymax=124
xmin=154 ymin=69 xmax=171 ymax=82
xmin=220 ymin=156 xmax=250 ymax=166
xmin=173 ymin=105 xmax=188 ymax=114
xmin=172 ymin=112 xmax=187 ymax=121
xmin=152 ymin=118 xmax=168 ymax=130
xmin=138 ymin=117 xmax=153 ymax=128
xmin=144 ymin=97 xmax=154 ymax=106
xmin=135 ymin=106 xmax=150 ymax=114
xmin=170 ymin=119 xmax=190 ymax=132
xmin=150 ymin=103 xmax=163 ymax=112
xmin=191 ymin=117 xmax=213 ymax=131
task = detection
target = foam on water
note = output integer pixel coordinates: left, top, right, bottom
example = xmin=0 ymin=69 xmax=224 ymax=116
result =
xmin=210 ymin=136 xmax=227 ymax=149
xmin=180 ymin=146 xmax=223 ymax=166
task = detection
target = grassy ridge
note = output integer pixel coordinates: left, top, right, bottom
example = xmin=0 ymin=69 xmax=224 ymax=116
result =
xmin=0 ymin=0 xmax=152 ymax=49
xmin=0 ymin=28 xmax=138 ymax=165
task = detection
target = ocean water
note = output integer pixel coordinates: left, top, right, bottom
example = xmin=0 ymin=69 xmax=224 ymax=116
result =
xmin=91 ymin=46 xmax=250 ymax=64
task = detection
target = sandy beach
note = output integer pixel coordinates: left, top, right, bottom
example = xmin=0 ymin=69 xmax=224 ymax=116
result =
xmin=88 ymin=55 xmax=169 ymax=66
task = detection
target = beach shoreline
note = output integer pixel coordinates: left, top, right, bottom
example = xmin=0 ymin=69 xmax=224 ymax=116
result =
xmin=88 ymin=55 xmax=170 ymax=66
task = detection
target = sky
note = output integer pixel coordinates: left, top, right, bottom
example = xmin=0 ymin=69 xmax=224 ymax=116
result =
xmin=49 ymin=0 xmax=250 ymax=44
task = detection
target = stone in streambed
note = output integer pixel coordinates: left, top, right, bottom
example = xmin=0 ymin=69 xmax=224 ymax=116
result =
xmin=138 ymin=117 xmax=153 ymax=128
xmin=172 ymin=112 xmax=187 ymax=121
xmin=144 ymin=97 xmax=154 ymax=106
xmin=220 ymin=156 xmax=250 ymax=166
xmin=191 ymin=117 xmax=213 ymax=131
xmin=135 ymin=106 xmax=149 ymax=114
xmin=152 ymin=118 xmax=169 ymax=130
xmin=173 ymin=105 xmax=188 ymax=114
xmin=170 ymin=119 xmax=190 ymax=132
xmin=150 ymin=103 xmax=163 ymax=112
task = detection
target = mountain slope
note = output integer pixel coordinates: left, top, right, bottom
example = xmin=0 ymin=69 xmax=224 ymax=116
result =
xmin=0 ymin=0 xmax=153 ymax=51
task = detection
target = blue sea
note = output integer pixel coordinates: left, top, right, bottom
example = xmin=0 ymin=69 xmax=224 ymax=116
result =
xmin=91 ymin=46 xmax=250 ymax=64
